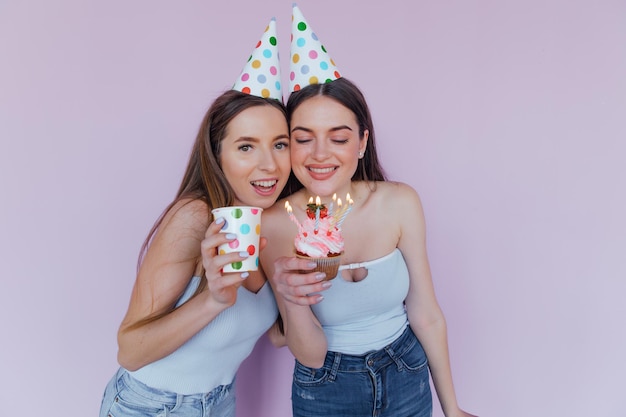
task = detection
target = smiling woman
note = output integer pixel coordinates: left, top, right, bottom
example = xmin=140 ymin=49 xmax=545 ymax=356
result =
xmin=219 ymin=105 xmax=291 ymax=206
xmin=98 ymin=20 xmax=291 ymax=417
xmin=258 ymin=5 xmax=476 ymax=417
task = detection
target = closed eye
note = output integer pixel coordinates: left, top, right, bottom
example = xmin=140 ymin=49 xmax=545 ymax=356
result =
xmin=294 ymin=138 xmax=313 ymax=144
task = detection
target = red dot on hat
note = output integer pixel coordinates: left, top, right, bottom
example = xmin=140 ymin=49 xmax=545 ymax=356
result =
xmin=242 ymin=87 xmax=251 ymax=94
xmin=256 ymin=40 xmax=262 ymax=48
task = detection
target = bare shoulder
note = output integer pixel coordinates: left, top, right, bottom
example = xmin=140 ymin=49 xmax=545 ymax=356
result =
xmin=163 ymin=198 xmax=210 ymax=229
xmin=160 ymin=198 xmax=210 ymax=238
xmin=137 ymin=198 xmax=209 ymax=293
xmin=368 ymin=181 xmax=423 ymax=213
xmin=377 ymin=180 xmax=420 ymax=197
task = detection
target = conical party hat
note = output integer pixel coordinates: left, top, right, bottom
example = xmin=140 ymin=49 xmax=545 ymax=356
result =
xmin=289 ymin=3 xmax=341 ymax=93
xmin=232 ymin=18 xmax=282 ymax=100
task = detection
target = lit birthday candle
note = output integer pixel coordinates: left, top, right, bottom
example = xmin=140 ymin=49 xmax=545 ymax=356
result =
xmin=285 ymin=201 xmax=302 ymax=231
xmin=337 ymin=195 xmax=354 ymax=228
xmin=329 ymin=193 xmax=337 ymax=216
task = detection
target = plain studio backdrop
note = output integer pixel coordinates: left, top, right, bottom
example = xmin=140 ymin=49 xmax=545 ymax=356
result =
xmin=1 ymin=1 xmax=624 ymax=416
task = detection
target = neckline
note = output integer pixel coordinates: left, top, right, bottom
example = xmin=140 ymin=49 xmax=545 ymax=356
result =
xmin=338 ymin=248 xmax=400 ymax=271
xmin=241 ymin=280 xmax=269 ymax=296
xmin=189 ymin=276 xmax=269 ymax=296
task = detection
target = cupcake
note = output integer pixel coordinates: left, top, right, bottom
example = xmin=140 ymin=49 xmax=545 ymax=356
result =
xmin=285 ymin=195 xmax=353 ymax=280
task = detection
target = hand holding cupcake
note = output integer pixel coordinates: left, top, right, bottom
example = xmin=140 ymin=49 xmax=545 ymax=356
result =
xmin=285 ymin=194 xmax=353 ymax=280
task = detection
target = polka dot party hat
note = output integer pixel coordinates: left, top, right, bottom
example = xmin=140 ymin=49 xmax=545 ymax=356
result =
xmin=289 ymin=3 xmax=342 ymax=93
xmin=232 ymin=18 xmax=283 ymax=101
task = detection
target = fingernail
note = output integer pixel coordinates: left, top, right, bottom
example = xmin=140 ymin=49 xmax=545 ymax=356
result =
xmin=315 ymin=273 xmax=326 ymax=281
xmin=241 ymin=272 xmax=249 ymax=279
xmin=225 ymin=233 xmax=237 ymax=240
xmin=321 ymin=282 xmax=332 ymax=288
xmin=239 ymin=251 xmax=250 ymax=258
xmin=215 ymin=217 xmax=224 ymax=224
xmin=307 ymin=262 xmax=317 ymax=268
xmin=316 ymin=295 xmax=324 ymax=302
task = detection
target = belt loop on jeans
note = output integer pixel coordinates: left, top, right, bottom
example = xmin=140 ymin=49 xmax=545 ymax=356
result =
xmin=386 ymin=326 xmax=413 ymax=371
xmin=327 ymin=352 xmax=342 ymax=381
xmin=384 ymin=344 xmax=404 ymax=371
xmin=170 ymin=394 xmax=184 ymax=414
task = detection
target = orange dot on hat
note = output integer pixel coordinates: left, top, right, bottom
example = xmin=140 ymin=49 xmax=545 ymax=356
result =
xmin=261 ymin=89 xmax=270 ymax=98
xmin=252 ymin=60 xmax=261 ymax=69
xmin=309 ymin=76 xmax=319 ymax=85
xmin=292 ymin=54 xmax=300 ymax=64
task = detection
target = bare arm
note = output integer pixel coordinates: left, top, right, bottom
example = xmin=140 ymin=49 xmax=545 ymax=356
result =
xmin=396 ymin=184 xmax=476 ymax=417
xmin=117 ymin=200 xmax=251 ymax=370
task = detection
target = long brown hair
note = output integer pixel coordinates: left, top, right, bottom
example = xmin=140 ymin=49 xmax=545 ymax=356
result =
xmin=138 ymin=90 xmax=287 ymax=269
xmin=282 ymin=77 xmax=387 ymax=195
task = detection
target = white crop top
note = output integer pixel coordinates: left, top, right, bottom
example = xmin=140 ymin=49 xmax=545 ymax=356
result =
xmin=128 ymin=276 xmax=278 ymax=394
xmin=311 ymin=249 xmax=410 ymax=355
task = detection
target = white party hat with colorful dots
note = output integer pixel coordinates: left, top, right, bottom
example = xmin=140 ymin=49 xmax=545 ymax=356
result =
xmin=289 ymin=3 xmax=341 ymax=93
xmin=232 ymin=18 xmax=283 ymax=100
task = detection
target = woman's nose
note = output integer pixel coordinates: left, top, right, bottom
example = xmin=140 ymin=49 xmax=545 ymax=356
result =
xmin=311 ymin=140 xmax=329 ymax=161
xmin=258 ymin=150 xmax=277 ymax=172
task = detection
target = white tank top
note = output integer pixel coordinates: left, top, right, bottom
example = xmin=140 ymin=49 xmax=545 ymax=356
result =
xmin=128 ymin=276 xmax=278 ymax=394
xmin=311 ymin=249 xmax=410 ymax=355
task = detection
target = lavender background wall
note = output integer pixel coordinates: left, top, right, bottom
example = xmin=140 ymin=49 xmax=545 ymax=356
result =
xmin=1 ymin=1 xmax=625 ymax=416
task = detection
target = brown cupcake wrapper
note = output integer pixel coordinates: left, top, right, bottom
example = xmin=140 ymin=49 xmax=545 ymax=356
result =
xmin=296 ymin=252 xmax=343 ymax=280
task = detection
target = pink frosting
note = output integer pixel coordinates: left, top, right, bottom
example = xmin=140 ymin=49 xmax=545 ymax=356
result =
xmin=294 ymin=217 xmax=344 ymax=258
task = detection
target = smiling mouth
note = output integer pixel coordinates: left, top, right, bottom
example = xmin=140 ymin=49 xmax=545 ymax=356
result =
xmin=308 ymin=167 xmax=336 ymax=174
xmin=251 ymin=180 xmax=278 ymax=190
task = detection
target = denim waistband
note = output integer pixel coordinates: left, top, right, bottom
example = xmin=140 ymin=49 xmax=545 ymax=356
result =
xmin=322 ymin=325 xmax=419 ymax=375
xmin=118 ymin=369 xmax=233 ymax=405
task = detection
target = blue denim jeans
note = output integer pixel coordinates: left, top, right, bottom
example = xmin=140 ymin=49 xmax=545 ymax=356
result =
xmin=292 ymin=326 xmax=432 ymax=417
xmin=99 ymin=368 xmax=235 ymax=417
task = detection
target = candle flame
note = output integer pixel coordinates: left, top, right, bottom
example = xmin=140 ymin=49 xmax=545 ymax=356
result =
xmin=315 ymin=196 xmax=321 ymax=205
xmin=308 ymin=197 xmax=313 ymax=204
